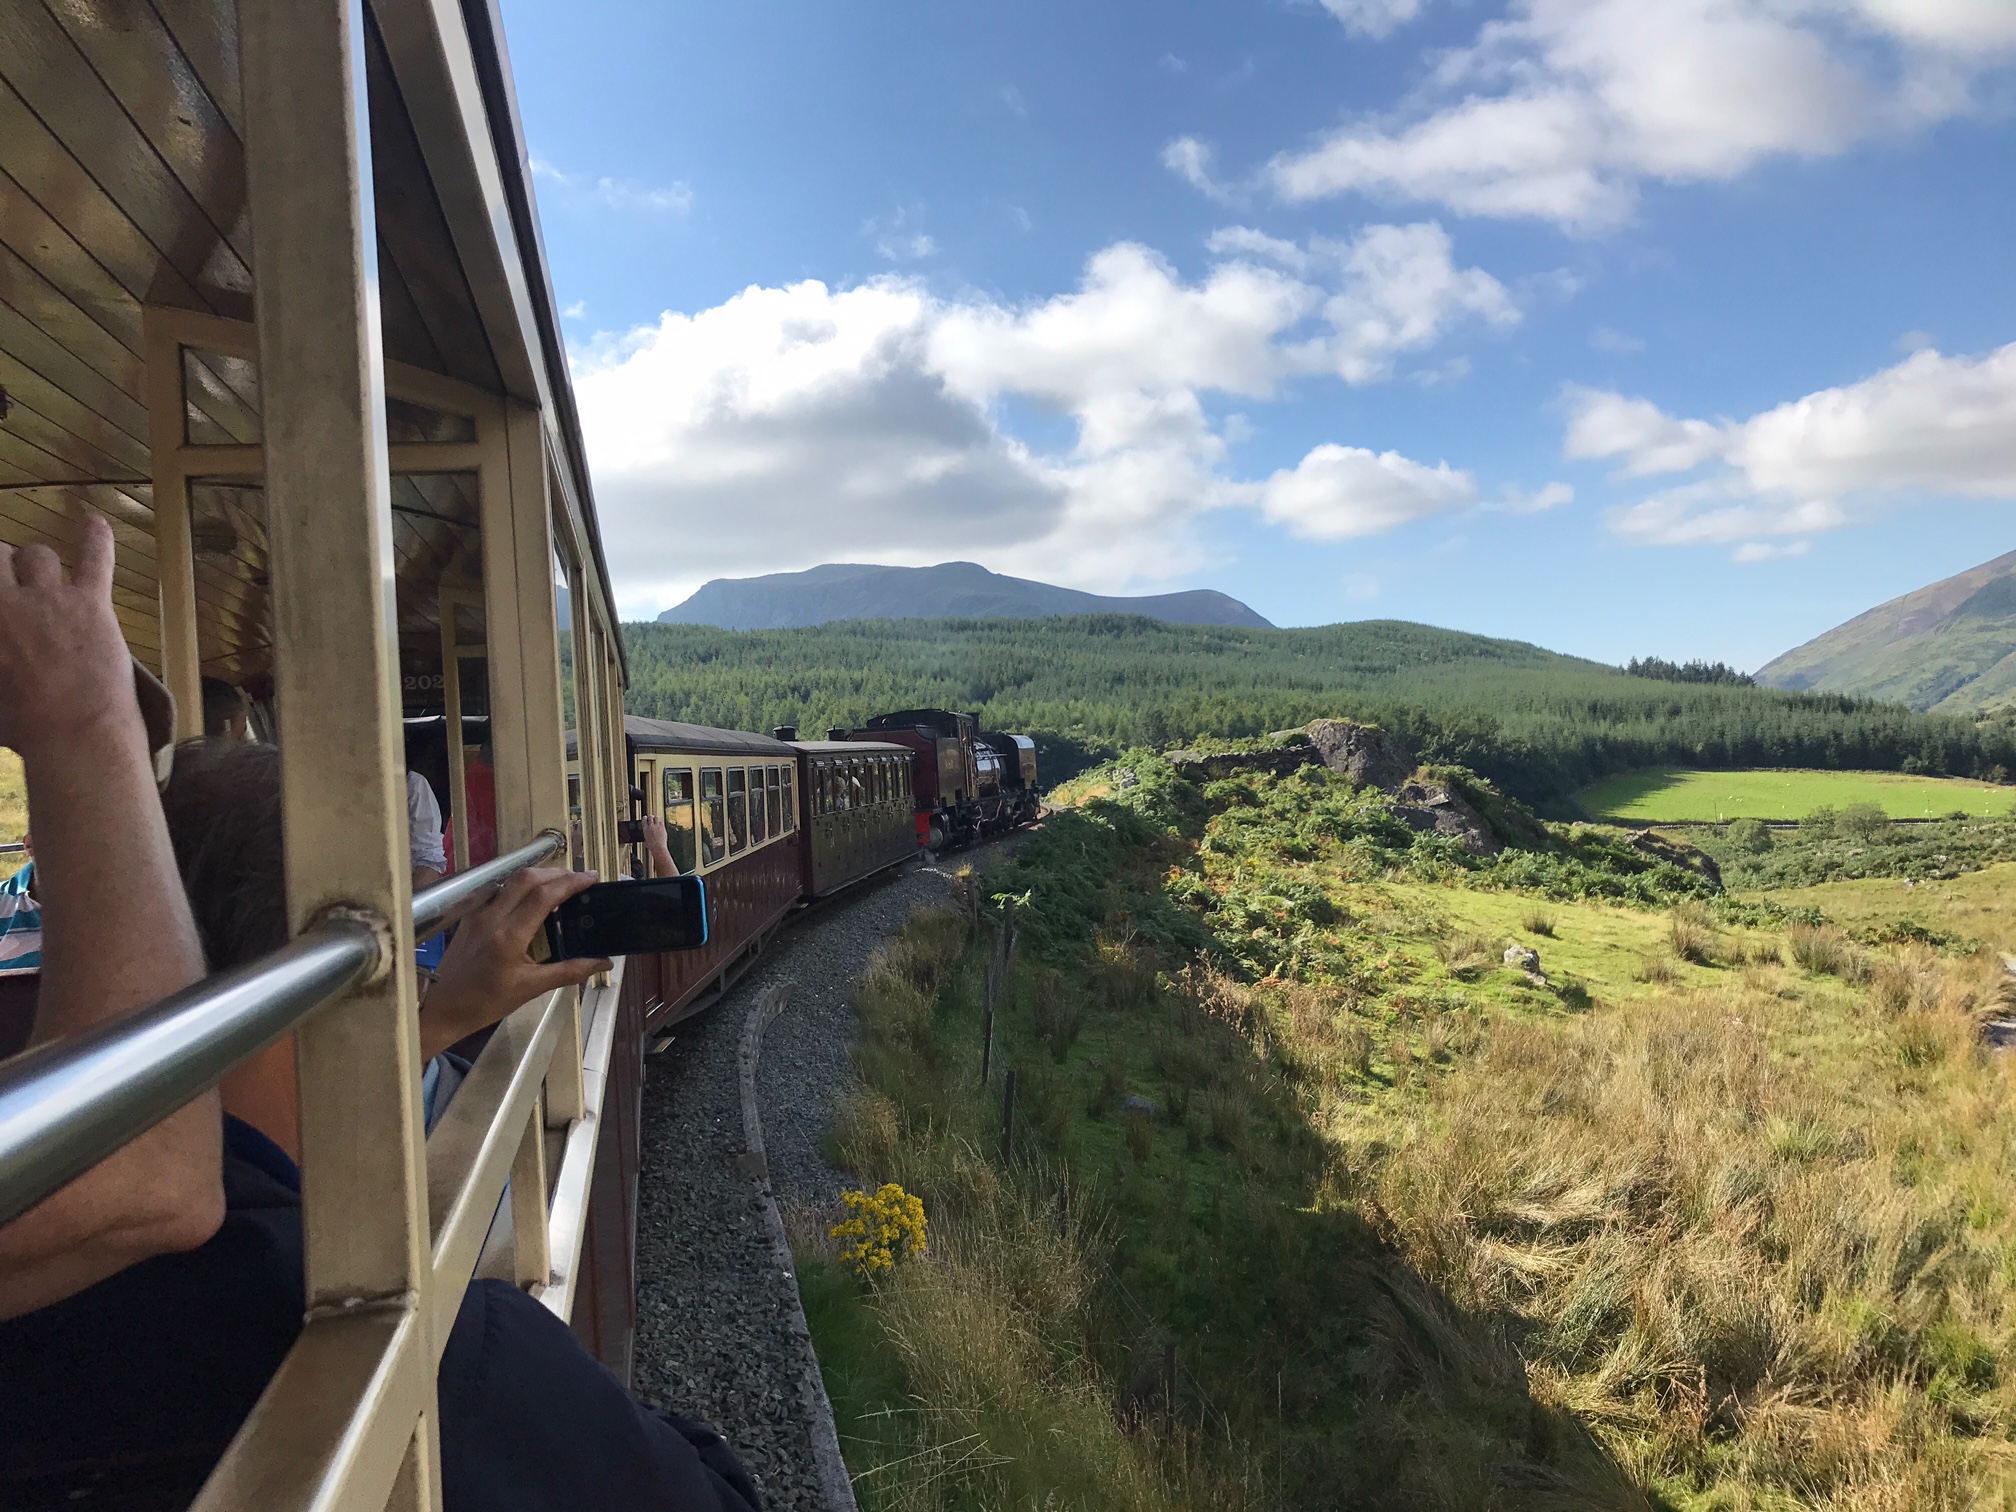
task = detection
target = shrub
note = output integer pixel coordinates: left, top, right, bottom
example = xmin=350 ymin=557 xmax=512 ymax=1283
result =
xmin=1726 ymin=816 xmax=1774 ymax=854
xmin=1802 ymin=805 xmax=1839 ymax=833
xmin=830 ymin=1182 xmax=928 ymax=1280
xmin=1789 ymin=922 xmax=1868 ymax=980
xmin=1635 ymin=953 xmax=1679 ymax=985
xmin=1838 ymin=801 xmax=1888 ymax=841
xmin=1124 ymin=1107 xmax=1154 ymax=1164
xmin=1436 ymin=931 xmax=1499 ymax=980
xmin=1200 ymin=1087 xmax=1249 ymax=1153
xmin=1669 ymin=902 xmax=1716 ymax=964
xmin=1520 ymin=907 xmax=1558 ymax=937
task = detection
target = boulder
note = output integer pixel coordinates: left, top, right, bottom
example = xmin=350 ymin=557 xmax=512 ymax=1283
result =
xmin=1393 ymin=778 xmax=1503 ymax=856
xmin=1122 ymin=1094 xmax=1159 ymax=1119
xmin=1504 ymin=944 xmax=1541 ymax=974
xmin=1625 ymin=829 xmax=1722 ymax=887
xmin=1302 ymin=720 xmax=1414 ymax=793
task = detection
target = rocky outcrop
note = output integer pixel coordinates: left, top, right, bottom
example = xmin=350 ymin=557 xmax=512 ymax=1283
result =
xmin=1302 ymin=720 xmax=1415 ymax=793
xmin=1625 ymin=829 xmax=1722 ymax=887
xmin=1391 ymin=779 xmax=1503 ymax=856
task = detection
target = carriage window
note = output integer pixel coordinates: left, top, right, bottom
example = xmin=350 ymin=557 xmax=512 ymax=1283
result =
xmin=782 ymin=764 xmax=796 ymax=830
xmin=766 ymin=766 xmax=782 ymax=837
xmin=749 ymin=765 xmax=768 ymax=846
xmin=663 ymin=767 xmax=697 ymax=873
xmin=699 ymin=768 xmax=725 ymax=866
xmin=879 ymin=758 xmax=891 ymax=804
xmin=829 ymin=763 xmax=845 ymax=812
xmin=727 ymin=767 xmax=748 ymax=853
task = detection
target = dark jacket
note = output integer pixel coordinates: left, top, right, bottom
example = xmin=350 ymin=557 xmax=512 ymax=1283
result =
xmin=0 ymin=1120 xmax=758 ymax=1512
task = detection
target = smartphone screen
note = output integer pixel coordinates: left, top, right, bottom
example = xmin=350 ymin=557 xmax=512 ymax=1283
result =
xmin=541 ymin=876 xmax=708 ymax=960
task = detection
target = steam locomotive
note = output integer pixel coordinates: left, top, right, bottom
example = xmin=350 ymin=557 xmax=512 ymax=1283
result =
xmin=829 ymin=709 xmax=1042 ymax=851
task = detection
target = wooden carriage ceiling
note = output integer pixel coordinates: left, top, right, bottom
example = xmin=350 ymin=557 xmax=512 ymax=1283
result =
xmin=0 ymin=0 xmax=509 ymax=684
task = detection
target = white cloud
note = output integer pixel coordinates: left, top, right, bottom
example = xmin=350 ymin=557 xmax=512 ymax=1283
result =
xmin=1162 ymin=137 xmax=1233 ymax=202
xmin=1733 ymin=540 xmax=1811 ymax=563
xmin=1258 ymin=0 xmax=2015 ymax=231
xmin=1589 ymin=325 xmax=1643 ymax=353
xmin=1260 ymin=444 xmax=1476 ymax=540
xmin=532 ymin=157 xmax=693 ymax=215
xmin=1578 ymin=341 xmax=2016 ymax=558
xmin=865 ymin=207 xmax=938 ymax=262
xmin=1319 ymin=0 xmax=1429 ymax=39
xmin=1494 ymin=480 xmax=1574 ymax=513
xmin=576 ymin=228 xmax=1509 ymax=602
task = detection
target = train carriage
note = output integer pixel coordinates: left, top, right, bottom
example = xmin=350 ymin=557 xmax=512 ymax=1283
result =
xmin=599 ymin=717 xmax=804 ymax=1039
xmin=789 ymin=739 xmax=919 ymax=896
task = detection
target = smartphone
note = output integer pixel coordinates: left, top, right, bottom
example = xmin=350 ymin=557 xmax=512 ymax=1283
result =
xmin=538 ymin=875 xmax=708 ymax=961
xmin=616 ymin=819 xmax=646 ymax=845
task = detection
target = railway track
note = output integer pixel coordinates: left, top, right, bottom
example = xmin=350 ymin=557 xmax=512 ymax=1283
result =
xmin=629 ymin=829 xmax=1035 ymax=1510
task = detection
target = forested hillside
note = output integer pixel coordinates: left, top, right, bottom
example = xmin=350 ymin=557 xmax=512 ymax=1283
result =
xmin=619 ymin=616 xmax=2016 ymax=809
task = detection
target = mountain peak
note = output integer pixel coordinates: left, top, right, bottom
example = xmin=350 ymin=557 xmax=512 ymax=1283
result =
xmin=1755 ymin=549 xmax=2016 ymax=712
xmin=657 ymin=562 xmax=1275 ymax=631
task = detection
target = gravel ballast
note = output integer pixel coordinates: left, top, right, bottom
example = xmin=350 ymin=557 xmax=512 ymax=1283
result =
xmin=631 ymin=836 xmax=1030 ymax=1510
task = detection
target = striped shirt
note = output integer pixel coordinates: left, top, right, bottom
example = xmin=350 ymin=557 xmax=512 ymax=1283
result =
xmin=0 ymin=864 xmax=38 ymax=979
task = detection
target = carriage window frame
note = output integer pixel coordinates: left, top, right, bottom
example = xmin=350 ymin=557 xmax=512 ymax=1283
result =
xmin=766 ymin=765 xmax=782 ymax=837
xmin=749 ymin=763 xmax=769 ymax=846
xmin=782 ymin=764 xmax=796 ymax=831
xmin=663 ymin=765 xmax=697 ymax=874
xmin=699 ymin=767 xmax=726 ymax=866
xmin=727 ymin=767 xmax=749 ymax=853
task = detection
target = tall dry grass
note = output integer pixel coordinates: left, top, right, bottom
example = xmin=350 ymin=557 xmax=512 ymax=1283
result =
xmin=1359 ymin=952 xmax=2016 ymax=1510
xmin=830 ymin=910 xmax=1223 ymax=1512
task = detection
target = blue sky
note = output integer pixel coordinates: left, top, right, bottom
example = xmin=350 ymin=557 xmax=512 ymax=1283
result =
xmin=499 ymin=0 xmax=2016 ymax=669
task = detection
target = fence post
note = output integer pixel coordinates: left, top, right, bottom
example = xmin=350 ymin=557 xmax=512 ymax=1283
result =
xmin=1000 ymin=1067 xmax=1016 ymax=1165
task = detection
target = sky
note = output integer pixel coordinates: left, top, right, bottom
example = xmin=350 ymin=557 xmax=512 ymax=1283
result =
xmin=496 ymin=0 xmax=2016 ymax=670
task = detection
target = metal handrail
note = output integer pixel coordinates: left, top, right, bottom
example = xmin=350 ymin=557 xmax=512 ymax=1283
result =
xmin=0 ymin=925 xmax=378 ymax=1228
xmin=0 ymin=828 xmax=568 ymax=1229
xmin=413 ymin=830 xmax=565 ymax=939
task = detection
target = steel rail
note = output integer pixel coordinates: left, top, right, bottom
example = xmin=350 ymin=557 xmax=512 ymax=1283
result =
xmin=0 ymin=829 xmax=567 ymax=1229
xmin=412 ymin=830 xmax=564 ymax=939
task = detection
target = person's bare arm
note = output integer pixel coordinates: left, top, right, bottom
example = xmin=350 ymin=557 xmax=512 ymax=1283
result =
xmin=417 ymin=867 xmax=608 ymax=1060
xmin=0 ymin=517 xmax=220 ymax=1319
xmin=641 ymin=815 xmax=677 ymax=878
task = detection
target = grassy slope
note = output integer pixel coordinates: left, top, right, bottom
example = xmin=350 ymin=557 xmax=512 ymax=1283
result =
xmin=803 ymin=757 xmax=2016 ymax=1511
xmin=1579 ymin=766 xmax=2013 ymax=822
xmin=1755 ymin=550 xmax=2016 ymax=713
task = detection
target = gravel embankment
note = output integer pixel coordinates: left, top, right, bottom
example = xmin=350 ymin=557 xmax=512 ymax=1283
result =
xmin=631 ymin=836 xmax=1030 ymax=1510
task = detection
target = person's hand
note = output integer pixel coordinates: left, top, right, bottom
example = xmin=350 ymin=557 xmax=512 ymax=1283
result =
xmin=641 ymin=815 xmax=677 ymax=877
xmin=418 ymin=867 xmax=610 ymax=1059
xmin=0 ymin=515 xmax=139 ymax=762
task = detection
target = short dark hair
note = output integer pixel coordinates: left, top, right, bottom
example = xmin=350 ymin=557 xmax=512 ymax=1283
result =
xmin=160 ymin=739 xmax=287 ymax=971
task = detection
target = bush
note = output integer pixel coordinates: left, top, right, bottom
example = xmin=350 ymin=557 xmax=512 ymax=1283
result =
xmin=1669 ymin=902 xmax=1716 ymax=965
xmin=1634 ymin=953 xmax=1679 ymax=985
xmin=1726 ymin=817 xmax=1773 ymax=854
xmin=1520 ymin=907 xmax=1557 ymax=937
xmin=1788 ymin=923 xmax=1869 ymax=981
xmin=1838 ymin=801 xmax=1888 ymax=841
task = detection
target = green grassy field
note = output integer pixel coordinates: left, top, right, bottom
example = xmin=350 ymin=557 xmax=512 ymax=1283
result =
xmin=1577 ymin=765 xmax=2013 ymax=822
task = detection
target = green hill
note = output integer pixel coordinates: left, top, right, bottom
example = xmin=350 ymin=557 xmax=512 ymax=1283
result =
xmin=1756 ymin=548 xmax=2016 ymax=712
xmin=619 ymin=615 xmax=2016 ymax=808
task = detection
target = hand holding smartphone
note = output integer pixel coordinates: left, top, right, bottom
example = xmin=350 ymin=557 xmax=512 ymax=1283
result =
xmin=535 ymin=874 xmax=709 ymax=961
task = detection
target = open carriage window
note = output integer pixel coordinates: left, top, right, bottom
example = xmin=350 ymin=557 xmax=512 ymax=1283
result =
xmin=766 ymin=766 xmax=782 ymax=836
xmin=727 ymin=767 xmax=748 ymax=853
xmin=782 ymin=764 xmax=797 ymax=830
xmin=663 ymin=767 xmax=697 ymax=873
xmin=699 ymin=768 xmax=725 ymax=865
xmin=749 ymin=765 xmax=768 ymax=845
